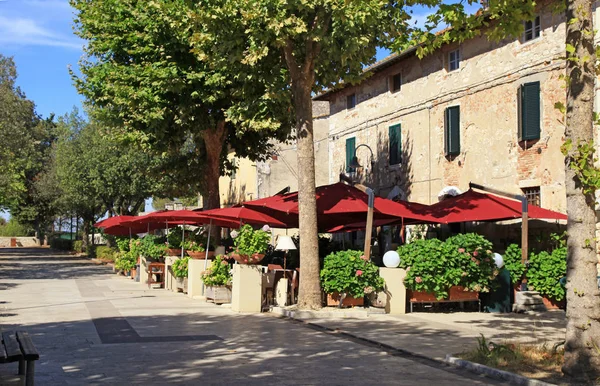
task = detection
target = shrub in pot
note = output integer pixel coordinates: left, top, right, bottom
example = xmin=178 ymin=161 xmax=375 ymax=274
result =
xmin=201 ymin=255 xmax=232 ymax=303
xmin=320 ymin=250 xmax=385 ymax=306
xmin=115 ymin=251 xmax=136 ymax=273
xmin=526 ymin=246 xmax=566 ymax=303
xmin=502 ymin=243 xmax=527 ymax=285
xmin=172 ymin=256 xmax=190 ymax=290
xmin=397 ymin=233 xmax=498 ymax=300
xmin=138 ymin=234 xmax=166 ymax=261
xmin=230 ymin=224 xmax=271 ymax=264
xmin=183 ymin=240 xmax=206 ymax=258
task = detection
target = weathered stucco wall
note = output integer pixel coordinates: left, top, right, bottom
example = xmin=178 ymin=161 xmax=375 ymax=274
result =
xmin=219 ymin=152 xmax=258 ymax=207
xmin=326 ymin=2 xmax=567 ymax=212
xmin=257 ymin=101 xmax=330 ymax=198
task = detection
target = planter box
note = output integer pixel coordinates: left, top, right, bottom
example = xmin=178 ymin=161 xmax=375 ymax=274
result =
xmin=231 ymin=253 xmax=265 ymax=265
xmin=187 ymin=251 xmax=215 ymax=259
xmin=408 ymin=286 xmax=479 ymax=302
xmin=326 ymin=292 xmax=364 ymax=307
xmin=542 ymin=296 xmax=565 ymax=310
xmin=131 ymin=267 xmax=137 ymax=279
xmin=206 ymin=285 xmax=232 ymax=304
xmin=175 ymin=277 xmax=188 ymax=293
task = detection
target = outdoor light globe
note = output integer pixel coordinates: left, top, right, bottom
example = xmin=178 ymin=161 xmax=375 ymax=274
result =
xmin=383 ymin=250 xmax=401 ymax=268
xmin=493 ymin=253 xmax=504 ymax=269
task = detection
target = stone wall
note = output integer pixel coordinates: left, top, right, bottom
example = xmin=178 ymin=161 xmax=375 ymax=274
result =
xmin=0 ymin=237 xmax=39 ymax=247
xmin=324 ymin=1 xmax=567 ymax=212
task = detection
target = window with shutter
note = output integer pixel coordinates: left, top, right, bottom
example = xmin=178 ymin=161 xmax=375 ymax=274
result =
xmin=445 ymin=106 xmax=460 ymax=156
xmin=389 ymin=124 xmax=401 ymax=165
xmin=519 ymin=82 xmax=541 ymax=141
xmin=346 ymin=137 xmax=356 ymax=173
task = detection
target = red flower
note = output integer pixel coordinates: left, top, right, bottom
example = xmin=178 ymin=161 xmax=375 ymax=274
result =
xmin=415 ymin=276 xmax=423 ymax=283
xmin=360 ymin=255 xmax=369 ymax=261
xmin=472 ymin=251 xmax=479 ymax=257
xmin=356 ymin=270 xmax=363 ymax=276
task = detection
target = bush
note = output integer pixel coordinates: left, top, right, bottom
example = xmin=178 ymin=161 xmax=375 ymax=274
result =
xmin=137 ymin=234 xmax=166 ymax=260
xmin=397 ymin=233 xmax=498 ymax=299
xmin=50 ymin=238 xmax=73 ymax=251
xmin=201 ymin=255 xmax=232 ymax=286
xmin=526 ymin=247 xmax=567 ymax=301
xmin=96 ymin=246 xmax=117 ymax=261
xmin=172 ymin=256 xmax=190 ymax=278
xmin=0 ymin=218 xmax=33 ymax=236
xmin=115 ymin=251 xmax=136 ymax=271
xmin=73 ymin=240 xmax=84 ymax=253
xmin=320 ymin=250 xmax=385 ymax=299
xmin=502 ymin=244 xmax=526 ymax=284
xmin=232 ymin=224 xmax=271 ymax=256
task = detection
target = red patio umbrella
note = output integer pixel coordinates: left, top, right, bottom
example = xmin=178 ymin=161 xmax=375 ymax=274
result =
xmin=243 ymin=182 xmax=436 ymax=231
xmin=199 ymin=206 xmax=287 ymax=227
xmin=94 ymin=215 xmax=136 ymax=229
xmin=422 ymin=189 xmax=567 ymax=224
xmin=122 ymin=210 xmax=240 ymax=228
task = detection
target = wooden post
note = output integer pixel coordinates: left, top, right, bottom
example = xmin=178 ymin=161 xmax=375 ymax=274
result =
xmin=364 ymin=188 xmax=374 ymax=260
xmin=520 ymin=196 xmax=528 ymax=291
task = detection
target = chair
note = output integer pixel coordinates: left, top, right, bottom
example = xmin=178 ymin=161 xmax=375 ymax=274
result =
xmin=146 ymin=262 xmax=165 ymax=289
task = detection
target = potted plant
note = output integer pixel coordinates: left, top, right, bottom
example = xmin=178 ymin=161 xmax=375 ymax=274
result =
xmin=320 ymin=250 xmax=385 ymax=307
xmin=115 ymin=251 xmax=137 ymax=276
xmin=230 ymin=224 xmax=271 ymax=264
xmin=201 ymin=255 xmax=232 ymax=303
xmin=183 ymin=240 xmax=210 ymax=259
xmin=166 ymin=231 xmax=184 ymax=256
xmin=397 ymin=233 xmax=498 ymax=301
xmin=527 ymin=247 xmax=567 ymax=309
xmin=171 ymin=256 xmax=190 ymax=292
xmin=139 ymin=234 xmax=167 ymax=262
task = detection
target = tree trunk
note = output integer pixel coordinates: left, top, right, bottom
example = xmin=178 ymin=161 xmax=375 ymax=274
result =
xmin=292 ymin=77 xmax=321 ymax=310
xmin=81 ymin=218 xmax=91 ymax=252
xmin=562 ymin=0 xmax=600 ymax=381
xmin=201 ymin=122 xmax=227 ymax=243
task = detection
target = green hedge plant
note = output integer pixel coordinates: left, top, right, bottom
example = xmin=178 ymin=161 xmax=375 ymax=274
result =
xmin=502 ymin=244 xmax=526 ymax=285
xmin=95 ymin=246 xmax=117 ymax=261
xmin=115 ymin=251 xmax=136 ymax=271
xmin=73 ymin=240 xmax=84 ymax=253
xmin=172 ymin=256 xmax=190 ymax=278
xmin=201 ymin=255 xmax=232 ymax=286
xmin=320 ymin=250 xmax=385 ymax=299
xmin=526 ymin=247 xmax=567 ymax=301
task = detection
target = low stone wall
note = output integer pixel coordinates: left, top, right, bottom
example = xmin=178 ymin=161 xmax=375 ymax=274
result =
xmin=0 ymin=237 xmax=39 ymax=247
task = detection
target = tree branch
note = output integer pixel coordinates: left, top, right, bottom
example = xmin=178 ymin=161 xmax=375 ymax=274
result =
xmin=283 ymin=39 xmax=299 ymax=80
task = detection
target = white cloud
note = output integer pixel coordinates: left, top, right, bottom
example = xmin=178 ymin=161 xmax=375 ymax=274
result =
xmin=0 ymin=15 xmax=82 ymax=50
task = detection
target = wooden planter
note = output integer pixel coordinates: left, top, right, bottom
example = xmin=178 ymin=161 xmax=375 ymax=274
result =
xmin=187 ymin=251 xmax=215 ymax=259
xmin=166 ymin=248 xmax=183 ymax=256
xmin=230 ymin=253 xmax=265 ymax=265
xmin=408 ymin=286 xmax=479 ymax=302
xmin=175 ymin=277 xmax=188 ymax=293
xmin=326 ymin=292 xmax=364 ymax=307
xmin=542 ymin=296 xmax=566 ymax=310
xmin=131 ymin=267 xmax=137 ymax=279
xmin=205 ymin=285 xmax=232 ymax=304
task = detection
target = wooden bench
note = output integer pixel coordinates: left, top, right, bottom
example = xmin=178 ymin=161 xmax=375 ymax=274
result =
xmin=1 ymin=331 xmax=39 ymax=386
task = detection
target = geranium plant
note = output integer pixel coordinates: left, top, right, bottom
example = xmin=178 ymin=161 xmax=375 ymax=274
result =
xmin=232 ymin=224 xmax=271 ymax=256
xmin=182 ymin=240 xmax=205 ymax=252
xmin=320 ymin=250 xmax=385 ymax=299
xmin=397 ymin=233 xmax=499 ymax=300
xmin=201 ymin=255 xmax=232 ymax=287
xmin=171 ymin=256 xmax=190 ymax=278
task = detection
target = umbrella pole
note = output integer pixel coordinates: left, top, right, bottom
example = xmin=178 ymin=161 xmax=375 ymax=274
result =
xmin=202 ymin=219 xmax=213 ymax=295
xmin=363 ymin=188 xmax=374 ymax=260
xmin=181 ymin=222 xmax=186 ymax=259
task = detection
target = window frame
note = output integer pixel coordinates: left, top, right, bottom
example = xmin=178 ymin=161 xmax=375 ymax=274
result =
xmin=345 ymin=137 xmax=356 ymax=173
xmin=519 ymin=81 xmax=541 ymax=142
xmin=522 ymin=186 xmax=541 ymax=207
xmin=390 ymin=73 xmax=402 ymax=93
xmin=388 ymin=124 xmax=402 ymax=166
xmin=523 ymin=15 xmax=541 ymax=42
xmin=346 ymin=93 xmax=356 ymax=110
xmin=444 ymin=105 xmax=461 ymax=156
xmin=448 ymin=49 xmax=460 ymax=72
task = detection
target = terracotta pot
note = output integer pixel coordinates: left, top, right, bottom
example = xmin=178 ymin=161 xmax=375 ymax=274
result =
xmin=230 ymin=253 xmax=265 ymax=265
xmin=326 ymin=292 xmax=364 ymax=307
xmin=166 ymin=248 xmax=183 ymax=256
xmin=542 ymin=296 xmax=566 ymax=310
xmin=187 ymin=250 xmax=215 ymax=259
xmin=408 ymin=286 xmax=479 ymax=302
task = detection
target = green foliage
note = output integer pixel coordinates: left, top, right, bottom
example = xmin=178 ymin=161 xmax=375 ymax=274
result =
xmin=172 ymin=257 xmax=190 ymax=278
xmin=397 ymin=233 xmax=498 ymax=299
xmin=0 ymin=218 xmax=33 ymax=237
xmin=95 ymin=246 xmax=117 ymax=261
xmin=49 ymin=238 xmax=73 ymax=251
xmin=116 ymin=237 xmax=133 ymax=253
xmin=503 ymin=244 xmax=526 ymax=285
xmin=232 ymin=224 xmax=271 ymax=256
xmin=320 ymin=250 xmax=385 ymax=299
xmin=201 ymin=255 xmax=232 ymax=287
xmin=115 ymin=251 xmax=136 ymax=271
xmin=182 ymin=240 xmax=205 ymax=252
xmin=167 ymin=231 xmax=184 ymax=249
xmin=73 ymin=240 xmax=84 ymax=253
xmin=527 ymin=247 xmax=567 ymax=301
xmin=561 ymin=139 xmax=600 ymax=195
xmin=137 ymin=235 xmax=167 ymax=260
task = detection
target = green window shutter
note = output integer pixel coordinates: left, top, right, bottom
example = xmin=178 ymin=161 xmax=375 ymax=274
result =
xmin=346 ymin=137 xmax=356 ymax=173
xmin=520 ymin=82 xmax=540 ymax=141
xmin=389 ymin=124 xmax=401 ymax=165
xmin=445 ymin=106 xmax=460 ymax=156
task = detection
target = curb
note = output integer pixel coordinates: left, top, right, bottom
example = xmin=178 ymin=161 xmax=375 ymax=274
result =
xmin=445 ymin=355 xmax=556 ymax=386
xmin=270 ymin=306 xmax=384 ymax=319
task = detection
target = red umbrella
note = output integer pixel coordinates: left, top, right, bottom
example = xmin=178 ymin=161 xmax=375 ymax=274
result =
xmin=244 ymin=182 xmax=436 ymax=231
xmin=94 ymin=215 xmax=136 ymax=229
xmin=423 ymin=189 xmax=567 ymax=224
xmin=200 ymin=206 xmax=287 ymax=227
xmin=122 ymin=210 xmax=240 ymax=228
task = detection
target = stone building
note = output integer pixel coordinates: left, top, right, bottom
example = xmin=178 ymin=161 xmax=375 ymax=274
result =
xmin=315 ymin=0 xmax=569 ymax=214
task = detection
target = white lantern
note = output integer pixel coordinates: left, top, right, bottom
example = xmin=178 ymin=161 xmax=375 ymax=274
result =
xmin=383 ymin=250 xmax=401 ymax=268
xmin=493 ymin=253 xmax=504 ymax=269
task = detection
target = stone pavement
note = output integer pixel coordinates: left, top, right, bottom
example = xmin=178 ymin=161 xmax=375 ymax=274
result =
xmin=0 ymin=248 xmax=505 ymax=385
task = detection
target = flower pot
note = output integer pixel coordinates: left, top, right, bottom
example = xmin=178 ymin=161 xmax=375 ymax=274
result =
xmin=187 ymin=250 xmax=215 ymax=259
xmin=205 ymin=285 xmax=232 ymax=304
xmin=326 ymin=292 xmax=364 ymax=307
xmin=230 ymin=253 xmax=265 ymax=265
xmin=542 ymin=296 xmax=565 ymax=310
xmin=408 ymin=286 xmax=479 ymax=302
xmin=131 ymin=267 xmax=137 ymax=279
xmin=166 ymin=248 xmax=183 ymax=256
